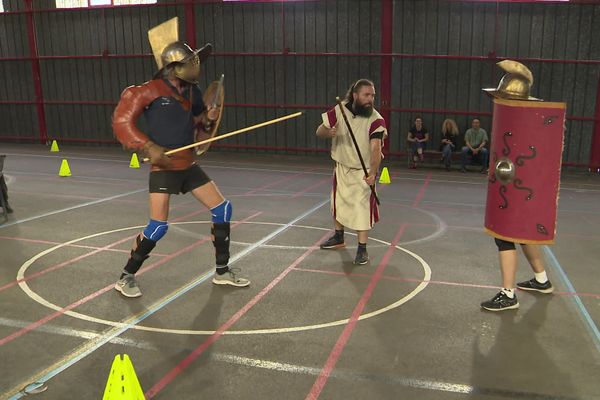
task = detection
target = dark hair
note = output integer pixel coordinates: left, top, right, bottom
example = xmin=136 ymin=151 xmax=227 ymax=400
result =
xmin=410 ymin=116 xmax=427 ymax=132
xmin=344 ymin=79 xmax=375 ymax=103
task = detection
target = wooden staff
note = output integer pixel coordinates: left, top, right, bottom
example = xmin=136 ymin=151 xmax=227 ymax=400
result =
xmin=335 ymin=97 xmax=380 ymax=205
xmin=142 ymin=111 xmax=303 ymax=162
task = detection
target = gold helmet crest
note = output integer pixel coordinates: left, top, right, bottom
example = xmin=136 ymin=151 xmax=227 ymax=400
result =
xmin=483 ymin=60 xmax=540 ymax=101
xmin=148 ymin=17 xmax=212 ymax=84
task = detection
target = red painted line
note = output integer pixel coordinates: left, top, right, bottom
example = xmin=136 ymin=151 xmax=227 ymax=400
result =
xmin=0 ymin=235 xmax=168 ymax=257
xmin=305 ymin=224 xmax=408 ymax=400
xmin=0 ymin=208 xmax=207 ymax=294
xmin=0 ymin=212 xmax=261 ymax=348
xmin=293 ymin=267 xmax=600 ymax=299
xmin=590 ymin=72 xmax=600 ymax=169
xmin=244 ymin=169 xmax=315 ymax=196
xmin=144 ymin=230 xmax=333 ymax=399
xmin=290 ymin=177 xmax=331 ymax=199
xmin=10 ymin=189 xmax=145 ymax=203
xmin=0 ymin=234 xmax=137 ymax=294
xmin=411 ymin=172 xmax=432 ymax=208
xmin=0 ymin=174 xmax=325 ymax=346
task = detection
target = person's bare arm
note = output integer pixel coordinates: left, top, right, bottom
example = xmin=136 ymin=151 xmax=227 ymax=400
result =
xmin=365 ymin=138 xmax=383 ymax=186
xmin=316 ymin=123 xmax=337 ymax=138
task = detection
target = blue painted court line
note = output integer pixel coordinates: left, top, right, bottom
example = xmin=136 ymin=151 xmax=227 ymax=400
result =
xmin=7 ymin=198 xmax=329 ymax=399
xmin=543 ymin=245 xmax=600 ymax=354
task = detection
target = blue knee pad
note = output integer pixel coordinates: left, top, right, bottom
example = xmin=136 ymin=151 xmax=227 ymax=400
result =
xmin=143 ymin=219 xmax=169 ymax=241
xmin=211 ymin=200 xmax=232 ymax=224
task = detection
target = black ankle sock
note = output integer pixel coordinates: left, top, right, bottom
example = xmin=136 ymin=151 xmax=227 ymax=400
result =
xmin=335 ymin=229 xmax=344 ymax=238
xmin=358 ymin=242 xmax=367 ymax=251
xmin=120 ymin=271 xmax=133 ymax=279
xmin=216 ymin=265 xmax=229 ymax=275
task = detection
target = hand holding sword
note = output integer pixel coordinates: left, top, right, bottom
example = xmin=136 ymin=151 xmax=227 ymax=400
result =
xmin=141 ymin=111 xmax=303 ymax=163
xmin=335 ymin=96 xmax=381 ymax=205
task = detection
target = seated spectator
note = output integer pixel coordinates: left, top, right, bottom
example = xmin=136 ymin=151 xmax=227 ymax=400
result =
xmin=407 ymin=117 xmax=429 ymax=169
xmin=439 ymin=118 xmax=458 ymax=171
xmin=461 ymin=118 xmax=489 ymax=173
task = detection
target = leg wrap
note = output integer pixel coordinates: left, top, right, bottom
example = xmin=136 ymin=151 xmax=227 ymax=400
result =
xmin=495 ymin=238 xmax=516 ymax=252
xmin=124 ymin=235 xmax=157 ymax=275
xmin=212 ymin=223 xmax=230 ymax=267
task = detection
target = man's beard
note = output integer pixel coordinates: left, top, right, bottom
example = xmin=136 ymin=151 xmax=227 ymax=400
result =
xmin=353 ymin=101 xmax=373 ymax=117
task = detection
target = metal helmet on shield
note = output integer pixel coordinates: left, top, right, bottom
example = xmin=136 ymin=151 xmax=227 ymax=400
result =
xmin=483 ymin=60 xmax=540 ymax=101
xmin=148 ymin=17 xmax=212 ymax=84
xmin=483 ymin=60 xmax=566 ymax=244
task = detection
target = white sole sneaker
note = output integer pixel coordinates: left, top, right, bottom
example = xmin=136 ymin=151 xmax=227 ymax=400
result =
xmin=212 ymin=274 xmax=250 ymax=287
xmin=114 ymin=279 xmax=142 ymax=298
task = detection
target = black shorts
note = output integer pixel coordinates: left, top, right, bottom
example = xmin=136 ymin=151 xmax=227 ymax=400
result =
xmin=149 ymin=164 xmax=211 ymax=194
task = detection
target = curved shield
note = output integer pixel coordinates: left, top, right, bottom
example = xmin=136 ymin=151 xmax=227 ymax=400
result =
xmin=195 ymin=79 xmax=225 ymax=156
xmin=485 ymin=98 xmax=566 ymax=244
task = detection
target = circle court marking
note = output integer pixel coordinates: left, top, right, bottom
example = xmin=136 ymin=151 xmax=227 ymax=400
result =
xmin=18 ymin=221 xmax=432 ymax=335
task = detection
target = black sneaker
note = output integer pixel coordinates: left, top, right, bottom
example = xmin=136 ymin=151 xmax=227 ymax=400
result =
xmin=353 ymin=248 xmax=369 ymax=265
xmin=481 ymin=291 xmax=519 ymax=311
xmin=517 ymin=278 xmax=554 ymax=294
xmin=320 ymin=234 xmax=345 ymax=249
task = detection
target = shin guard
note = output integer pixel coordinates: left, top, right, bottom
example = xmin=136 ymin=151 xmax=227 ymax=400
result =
xmin=124 ymin=235 xmax=157 ymax=275
xmin=212 ymin=223 xmax=230 ymax=267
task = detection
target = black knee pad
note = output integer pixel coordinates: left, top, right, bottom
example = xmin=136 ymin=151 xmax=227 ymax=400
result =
xmin=495 ymin=238 xmax=516 ymax=252
xmin=124 ymin=235 xmax=157 ymax=274
xmin=212 ymin=223 xmax=230 ymax=266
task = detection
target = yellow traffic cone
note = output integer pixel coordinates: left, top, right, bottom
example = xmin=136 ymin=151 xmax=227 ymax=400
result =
xmin=59 ymin=159 xmax=71 ymax=177
xmin=129 ymin=153 xmax=140 ymax=169
xmin=50 ymin=140 xmax=59 ymax=152
xmin=103 ymin=354 xmax=145 ymax=400
xmin=379 ymin=167 xmax=391 ymax=184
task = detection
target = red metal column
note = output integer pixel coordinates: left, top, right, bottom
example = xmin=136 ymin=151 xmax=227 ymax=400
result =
xmin=24 ymin=0 xmax=48 ymax=144
xmin=184 ymin=0 xmax=196 ymax=49
xmin=591 ymin=75 xmax=600 ymax=171
xmin=379 ymin=0 xmax=393 ymax=154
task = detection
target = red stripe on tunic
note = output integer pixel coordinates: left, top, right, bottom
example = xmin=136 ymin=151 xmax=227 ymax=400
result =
xmin=332 ymin=169 xmax=338 ymax=219
xmin=370 ymin=190 xmax=379 ymax=227
xmin=327 ymin=108 xmax=337 ymax=127
xmin=369 ymin=118 xmax=386 ymax=135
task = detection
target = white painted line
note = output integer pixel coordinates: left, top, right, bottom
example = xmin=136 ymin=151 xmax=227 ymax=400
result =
xmin=18 ymin=221 xmax=431 ymax=336
xmin=6 ymin=200 xmax=331 ymax=399
xmin=0 ymin=317 xmax=152 ymax=350
xmin=0 ymin=315 xmax=588 ymax=399
xmin=0 ymin=189 xmax=146 ymax=229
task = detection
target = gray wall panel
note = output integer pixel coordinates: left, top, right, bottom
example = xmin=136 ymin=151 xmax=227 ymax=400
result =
xmin=0 ymin=0 xmax=598 ymax=163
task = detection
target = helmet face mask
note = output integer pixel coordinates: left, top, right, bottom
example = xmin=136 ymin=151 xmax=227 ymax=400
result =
xmin=160 ymin=42 xmax=201 ymax=84
xmin=148 ymin=18 xmax=211 ymax=84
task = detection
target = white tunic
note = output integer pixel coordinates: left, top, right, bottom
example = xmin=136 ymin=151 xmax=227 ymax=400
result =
xmin=321 ymin=101 xmax=387 ymax=230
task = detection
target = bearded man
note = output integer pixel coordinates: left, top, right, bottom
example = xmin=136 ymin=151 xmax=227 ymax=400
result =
xmin=316 ymin=79 xmax=387 ymax=265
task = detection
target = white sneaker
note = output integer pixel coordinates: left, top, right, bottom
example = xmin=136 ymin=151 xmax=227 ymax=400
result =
xmin=212 ymin=268 xmax=250 ymax=287
xmin=115 ymin=274 xmax=142 ymax=298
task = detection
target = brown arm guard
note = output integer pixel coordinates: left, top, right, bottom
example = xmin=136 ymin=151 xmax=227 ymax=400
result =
xmin=112 ymin=82 xmax=159 ymax=151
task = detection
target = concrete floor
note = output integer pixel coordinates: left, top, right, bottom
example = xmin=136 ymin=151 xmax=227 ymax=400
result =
xmin=0 ymin=143 xmax=599 ymax=400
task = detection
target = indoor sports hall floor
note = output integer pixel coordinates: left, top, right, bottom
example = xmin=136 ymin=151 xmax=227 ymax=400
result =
xmin=0 ymin=143 xmax=599 ymax=400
